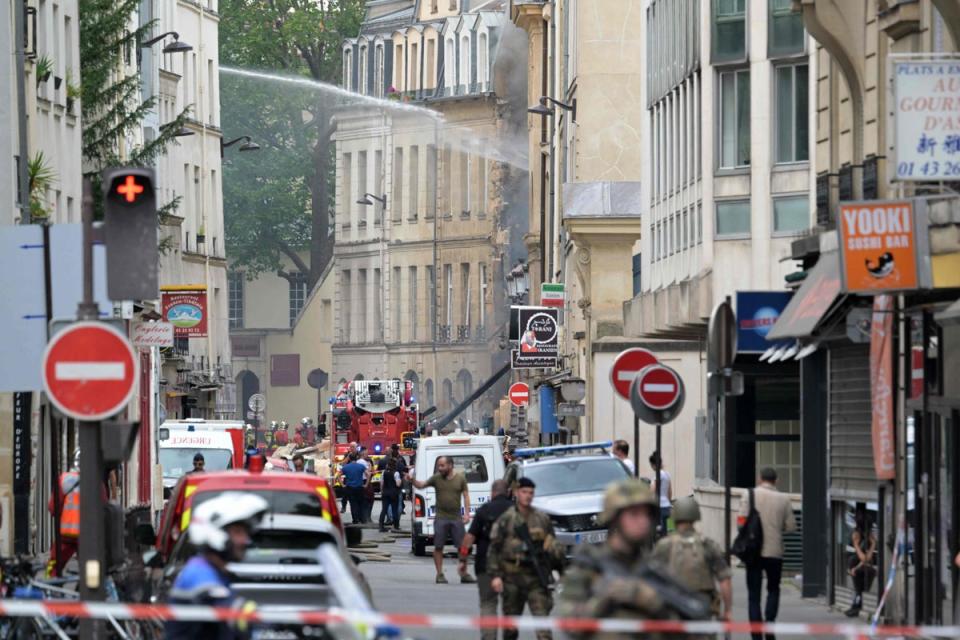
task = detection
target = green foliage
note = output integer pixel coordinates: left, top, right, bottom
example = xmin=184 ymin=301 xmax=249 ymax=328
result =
xmin=219 ymin=0 xmax=364 ymax=283
xmin=79 ymin=0 xmax=189 ymax=213
xmin=34 ymin=55 xmax=53 ymax=83
xmin=28 ymin=151 xmax=57 ymax=219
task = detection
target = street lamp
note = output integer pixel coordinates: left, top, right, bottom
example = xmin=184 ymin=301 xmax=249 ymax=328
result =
xmin=356 ymin=193 xmax=387 ymax=208
xmin=506 ymin=262 xmax=530 ymax=303
xmin=527 ymin=96 xmax=577 ymax=122
xmin=559 ymin=377 xmax=586 ymax=403
xmin=221 ymin=136 xmax=261 ymax=157
xmin=160 ymin=121 xmax=194 ymax=137
xmin=140 ymin=31 xmax=193 ymax=54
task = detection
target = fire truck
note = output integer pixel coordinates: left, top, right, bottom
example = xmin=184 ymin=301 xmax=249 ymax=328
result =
xmin=331 ymin=379 xmax=418 ymax=457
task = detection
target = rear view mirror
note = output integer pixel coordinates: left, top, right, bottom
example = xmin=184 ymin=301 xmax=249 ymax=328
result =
xmin=134 ymin=523 xmax=157 ymax=546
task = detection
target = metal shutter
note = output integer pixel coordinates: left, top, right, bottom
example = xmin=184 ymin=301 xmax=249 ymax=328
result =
xmin=829 ymin=344 xmax=877 ymax=495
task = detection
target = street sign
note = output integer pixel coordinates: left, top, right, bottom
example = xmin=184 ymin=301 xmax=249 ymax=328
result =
xmin=557 ymin=402 xmax=585 ymax=417
xmin=131 ymin=321 xmax=174 ymax=348
xmin=249 ymin=393 xmax=266 ymax=413
xmin=508 ymin=382 xmax=530 ymax=407
xmin=610 ymin=348 xmax=658 ymax=401
xmin=540 ymin=283 xmax=564 ymax=308
xmin=42 ymin=321 xmax=137 ymax=421
xmin=707 ymin=299 xmax=736 ymax=370
xmin=837 ymin=200 xmax=919 ymax=293
xmin=630 ymin=363 xmax=686 ymax=425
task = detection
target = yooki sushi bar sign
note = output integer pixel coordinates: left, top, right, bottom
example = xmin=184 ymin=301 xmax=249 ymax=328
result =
xmin=838 ymin=200 xmax=920 ymax=294
xmin=161 ymin=286 xmax=208 ymax=337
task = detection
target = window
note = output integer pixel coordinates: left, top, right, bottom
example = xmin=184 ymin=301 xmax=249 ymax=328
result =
xmin=775 ymin=64 xmax=809 ymax=163
xmin=426 ymin=145 xmax=437 ymax=219
xmin=426 ymin=39 xmax=436 ymax=90
xmin=358 ymin=45 xmax=367 ymax=95
xmin=768 ymin=0 xmax=804 ymax=57
xmin=426 ymin=266 xmax=436 ymax=336
xmin=460 ymin=152 xmax=470 ymax=215
xmin=433 ymin=454 xmax=487 ymax=483
xmin=374 ymin=150 xmax=383 ymax=226
xmin=444 ymin=264 xmax=453 ymax=326
xmin=392 ymin=267 xmax=402 ymax=341
xmin=392 ymin=148 xmax=403 ymax=222
xmin=228 ymin=272 xmax=244 ymax=329
xmin=321 ymin=300 xmax=332 ymax=341
xmin=444 ymin=38 xmax=456 ymax=94
xmin=478 ymin=33 xmax=489 ymax=91
xmin=479 ymin=263 xmax=487 ymax=329
xmin=342 ymin=153 xmax=352 ymax=228
xmin=357 ymin=269 xmax=368 ymax=342
xmin=431 ymin=0 xmax=438 ymax=13
xmin=288 ymin=272 xmax=307 ymax=327
xmin=459 ymin=35 xmax=470 ymax=93
xmin=443 ymin=144 xmax=453 ymax=215
xmin=461 ymin=263 xmax=471 ymax=326
xmin=409 ymin=43 xmax=419 ymax=92
xmin=343 ymin=48 xmax=352 ymax=91
xmin=719 ymin=69 xmax=750 ymax=168
xmin=409 ymin=266 xmax=418 ymax=341
xmin=341 ymin=270 xmax=352 ymax=342
xmin=357 ymin=151 xmax=367 ymax=227
xmin=395 ymin=44 xmax=403 ymax=90
xmin=716 ymin=200 xmax=751 ymax=237
xmin=773 ymin=195 xmax=809 ymax=234
xmin=374 ymin=268 xmax=382 ymax=339
xmin=409 ymin=146 xmax=419 ymax=220
xmin=374 ymin=44 xmax=384 ymax=97
xmin=712 ymin=0 xmax=746 ymax=63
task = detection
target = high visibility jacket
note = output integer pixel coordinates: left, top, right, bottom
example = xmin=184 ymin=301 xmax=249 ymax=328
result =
xmin=59 ymin=472 xmax=81 ymax=539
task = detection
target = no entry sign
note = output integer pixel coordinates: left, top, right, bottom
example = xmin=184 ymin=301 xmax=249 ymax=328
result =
xmin=42 ymin=321 xmax=137 ymax=421
xmin=610 ymin=348 xmax=658 ymax=400
xmin=509 ymin=382 xmax=530 ymax=407
xmin=630 ymin=363 xmax=686 ymax=425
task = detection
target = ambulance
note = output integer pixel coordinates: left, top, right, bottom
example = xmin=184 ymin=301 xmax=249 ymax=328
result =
xmin=158 ymin=420 xmax=245 ymax=496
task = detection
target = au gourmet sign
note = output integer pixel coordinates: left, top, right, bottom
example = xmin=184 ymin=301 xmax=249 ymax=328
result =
xmin=893 ymin=59 xmax=960 ymax=181
xmin=838 ymin=200 xmax=919 ymax=294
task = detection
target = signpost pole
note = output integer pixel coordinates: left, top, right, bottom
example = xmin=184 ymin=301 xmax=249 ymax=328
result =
xmin=654 ymin=423 xmax=662 ymax=534
xmin=77 ymin=178 xmax=105 ymax=640
xmin=632 ymin=415 xmax=640 ymax=478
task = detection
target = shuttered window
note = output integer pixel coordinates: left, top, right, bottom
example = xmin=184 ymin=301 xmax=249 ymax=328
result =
xmin=829 ymin=345 xmax=877 ymax=495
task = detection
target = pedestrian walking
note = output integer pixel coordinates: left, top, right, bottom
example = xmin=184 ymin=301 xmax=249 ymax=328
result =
xmin=845 ymin=504 xmax=877 ymax=618
xmin=487 ymin=477 xmax=565 ymax=640
xmin=338 ymin=453 xmax=369 ymax=525
xmin=651 ymin=496 xmax=732 ymax=621
xmin=739 ymin=467 xmax=797 ymax=640
xmin=408 ymin=455 xmax=476 ymax=584
xmin=378 ymin=455 xmax=403 ymax=531
xmin=649 ymin=451 xmax=672 ymax=533
xmin=612 ymin=440 xmax=636 ymax=476
xmin=557 ymin=479 xmax=708 ymax=639
xmin=459 ymin=479 xmax=513 ymax=640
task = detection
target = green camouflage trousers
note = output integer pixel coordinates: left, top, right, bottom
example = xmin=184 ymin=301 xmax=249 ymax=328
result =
xmin=501 ymin=572 xmax=553 ymax=640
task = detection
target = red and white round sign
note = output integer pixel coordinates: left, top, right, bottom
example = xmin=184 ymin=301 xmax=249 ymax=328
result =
xmin=610 ymin=348 xmax=658 ymax=400
xmin=42 ymin=321 xmax=137 ymax=421
xmin=508 ymin=382 xmax=530 ymax=407
xmin=635 ymin=364 xmax=682 ymax=411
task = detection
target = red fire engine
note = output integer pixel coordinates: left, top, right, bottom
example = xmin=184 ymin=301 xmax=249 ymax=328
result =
xmin=331 ymin=379 xmax=418 ymax=459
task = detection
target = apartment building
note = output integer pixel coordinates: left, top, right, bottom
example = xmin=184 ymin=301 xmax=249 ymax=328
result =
xmin=333 ymin=0 xmax=524 ymax=423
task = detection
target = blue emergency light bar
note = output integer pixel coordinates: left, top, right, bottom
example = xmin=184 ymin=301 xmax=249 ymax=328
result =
xmin=513 ymin=441 xmax=614 ymax=459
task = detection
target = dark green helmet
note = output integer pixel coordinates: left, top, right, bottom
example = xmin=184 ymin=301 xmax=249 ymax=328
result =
xmin=672 ymin=496 xmax=701 ymax=523
xmin=599 ymin=479 xmax=657 ymax=525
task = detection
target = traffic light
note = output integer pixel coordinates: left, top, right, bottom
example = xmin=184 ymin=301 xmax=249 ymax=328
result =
xmin=102 ymin=167 xmax=158 ymax=301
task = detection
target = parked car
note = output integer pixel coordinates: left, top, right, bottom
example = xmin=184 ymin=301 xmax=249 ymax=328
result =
xmin=410 ymin=430 xmax=506 ymax=556
xmin=503 ymin=441 xmax=630 ymax=553
xmin=155 ymin=469 xmax=343 ymax=562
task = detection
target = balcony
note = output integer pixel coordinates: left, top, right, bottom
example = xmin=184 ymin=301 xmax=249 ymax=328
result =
xmin=438 ymin=324 xmax=452 ymax=343
xmin=456 ymin=325 xmax=470 ymax=343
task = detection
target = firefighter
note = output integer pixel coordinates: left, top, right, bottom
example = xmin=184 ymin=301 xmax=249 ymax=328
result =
xmin=46 ymin=450 xmax=81 ymax=577
xmin=275 ymin=421 xmax=289 ymax=447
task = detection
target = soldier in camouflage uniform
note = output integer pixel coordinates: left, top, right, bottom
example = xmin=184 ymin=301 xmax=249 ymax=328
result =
xmin=488 ymin=477 xmax=565 ymax=640
xmin=651 ymin=496 xmax=732 ymax=622
xmin=556 ymin=479 xmax=707 ymax=639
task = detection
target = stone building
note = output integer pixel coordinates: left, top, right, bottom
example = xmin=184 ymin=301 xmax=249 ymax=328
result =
xmin=333 ymin=0 xmax=526 ymax=424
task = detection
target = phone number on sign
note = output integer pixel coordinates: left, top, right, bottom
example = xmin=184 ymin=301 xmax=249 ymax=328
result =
xmin=898 ymin=160 xmax=960 ymax=178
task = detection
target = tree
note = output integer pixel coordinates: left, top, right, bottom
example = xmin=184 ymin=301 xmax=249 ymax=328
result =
xmin=219 ymin=0 xmax=364 ymax=288
xmin=79 ymin=0 xmax=189 ymax=214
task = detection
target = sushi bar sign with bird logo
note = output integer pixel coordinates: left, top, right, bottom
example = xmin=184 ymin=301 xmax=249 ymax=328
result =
xmin=161 ymin=286 xmax=208 ymax=337
xmin=838 ymin=200 xmax=920 ymax=294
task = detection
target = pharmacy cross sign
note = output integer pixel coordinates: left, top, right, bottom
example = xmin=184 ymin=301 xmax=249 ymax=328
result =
xmin=116 ymin=175 xmax=145 ymax=203
xmin=42 ymin=322 xmax=137 ymax=421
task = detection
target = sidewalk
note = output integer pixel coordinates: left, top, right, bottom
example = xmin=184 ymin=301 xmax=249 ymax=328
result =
xmin=730 ymin=567 xmax=852 ymax=637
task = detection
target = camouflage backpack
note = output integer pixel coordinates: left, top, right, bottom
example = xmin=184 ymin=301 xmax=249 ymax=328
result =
xmin=665 ymin=533 xmax=715 ymax=593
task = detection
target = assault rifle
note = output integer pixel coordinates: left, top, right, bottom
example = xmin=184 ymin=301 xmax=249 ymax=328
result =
xmin=591 ymin=556 xmax=711 ymax=620
xmin=516 ymin=522 xmax=554 ymax=590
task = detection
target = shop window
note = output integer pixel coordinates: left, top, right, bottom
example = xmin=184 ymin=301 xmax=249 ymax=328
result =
xmin=715 ymin=200 xmax=751 ymax=237
xmin=755 ymin=419 xmax=801 ymax=492
xmin=775 ymin=64 xmax=809 ymax=163
xmin=768 ymin=0 xmax=805 ymax=57
xmin=712 ymin=0 xmax=746 ymax=63
xmin=773 ymin=195 xmax=809 ymax=234
xmin=719 ymin=69 xmax=751 ymax=168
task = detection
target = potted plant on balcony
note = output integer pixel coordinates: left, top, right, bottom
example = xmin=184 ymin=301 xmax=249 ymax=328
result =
xmin=66 ymin=72 xmax=80 ymax=113
xmin=196 ymin=224 xmax=206 ymax=245
xmin=34 ymin=55 xmax=53 ymax=86
xmin=28 ymin=151 xmax=56 ymax=220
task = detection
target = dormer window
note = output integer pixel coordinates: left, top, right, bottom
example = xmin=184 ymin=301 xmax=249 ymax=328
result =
xmin=459 ymin=34 xmax=470 ymax=94
xmin=477 ymin=32 xmax=488 ymax=92
xmin=358 ymin=45 xmax=367 ymax=95
xmin=444 ymin=37 xmax=456 ymax=95
xmin=374 ymin=44 xmax=384 ymax=98
xmin=343 ymin=47 xmax=353 ymax=91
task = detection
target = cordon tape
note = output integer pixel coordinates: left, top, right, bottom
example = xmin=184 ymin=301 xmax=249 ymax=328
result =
xmin=0 ymin=600 xmax=958 ymax=637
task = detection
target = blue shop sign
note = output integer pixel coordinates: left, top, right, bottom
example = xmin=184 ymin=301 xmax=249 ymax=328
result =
xmin=736 ymin=291 xmax=794 ymax=353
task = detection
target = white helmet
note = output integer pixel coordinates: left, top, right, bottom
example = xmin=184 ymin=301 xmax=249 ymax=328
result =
xmin=188 ymin=492 xmax=269 ymax=552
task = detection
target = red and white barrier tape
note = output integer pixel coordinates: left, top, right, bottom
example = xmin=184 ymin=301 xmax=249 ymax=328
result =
xmin=0 ymin=600 xmax=957 ymax=637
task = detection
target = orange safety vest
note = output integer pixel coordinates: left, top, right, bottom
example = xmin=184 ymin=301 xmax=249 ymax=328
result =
xmin=59 ymin=472 xmax=80 ymax=539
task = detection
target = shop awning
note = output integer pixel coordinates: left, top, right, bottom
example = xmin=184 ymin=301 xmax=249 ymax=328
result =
xmin=767 ymin=251 xmax=843 ymax=341
xmin=935 ymin=297 xmax=960 ymax=326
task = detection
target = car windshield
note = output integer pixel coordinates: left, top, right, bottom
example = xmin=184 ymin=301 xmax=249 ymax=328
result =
xmin=240 ymin=529 xmax=336 ymax=565
xmin=433 ymin=454 xmax=489 ymax=483
xmin=524 ymin=457 xmax=630 ymax=497
xmin=160 ymin=448 xmax=233 ymax=478
xmin=193 ymin=489 xmax=323 ymax=517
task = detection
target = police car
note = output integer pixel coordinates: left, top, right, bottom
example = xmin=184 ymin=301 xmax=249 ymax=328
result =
xmin=503 ymin=441 xmax=631 ymax=552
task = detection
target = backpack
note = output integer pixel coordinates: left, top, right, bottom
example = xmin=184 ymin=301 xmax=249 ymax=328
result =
xmin=665 ymin=533 xmax=715 ymax=593
xmin=731 ymin=488 xmax=764 ymax=565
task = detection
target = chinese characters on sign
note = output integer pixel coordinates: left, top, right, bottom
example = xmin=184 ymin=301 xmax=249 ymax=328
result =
xmin=894 ymin=60 xmax=960 ymax=180
xmin=870 ymin=295 xmax=896 ymax=480
xmin=837 ymin=201 xmax=919 ymax=293
xmin=161 ymin=288 xmax=208 ymax=337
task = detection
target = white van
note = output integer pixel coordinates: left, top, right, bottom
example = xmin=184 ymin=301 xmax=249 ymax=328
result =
xmin=410 ymin=430 xmax=505 ymax=556
xmin=158 ymin=420 xmax=245 ymax=494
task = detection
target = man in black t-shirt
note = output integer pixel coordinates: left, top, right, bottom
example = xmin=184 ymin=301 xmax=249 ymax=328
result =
xmin=459 ymin=479 xmax=512 ymax=638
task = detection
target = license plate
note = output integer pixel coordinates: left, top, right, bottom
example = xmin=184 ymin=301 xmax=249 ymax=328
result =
xmin=574 ymin=530 xmax=607 ymax=544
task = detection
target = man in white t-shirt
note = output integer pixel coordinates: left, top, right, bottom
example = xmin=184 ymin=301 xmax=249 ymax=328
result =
xmin=649 ymin=451 xmax=672 ymax=533
xmin=612 ymin=440 xmax=636 ymax=476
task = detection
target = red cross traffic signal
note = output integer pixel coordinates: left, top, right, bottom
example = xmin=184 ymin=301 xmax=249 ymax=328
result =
xmin=102 ymin=167 xmax=158 ymax=300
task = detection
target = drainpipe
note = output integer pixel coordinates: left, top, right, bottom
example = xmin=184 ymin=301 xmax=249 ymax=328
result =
xmin=539 ymin=18 xmax=548 ymax=286
xmin=198 ymin=4 xmax=214 ymax=406
xmin=15 ymin=0 xmax=30 ymax=222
